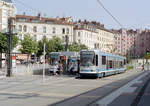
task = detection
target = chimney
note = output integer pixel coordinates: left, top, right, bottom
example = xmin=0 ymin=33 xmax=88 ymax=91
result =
xmin=23 ymin=12 xmax=26 ymax=15
xmin=78 ymin=19 xmax=81 ymax=23
xmin=37 ymin=13 xmax=41 ymax=18
xmin=101 ymin=24 xmax=104 ymax=28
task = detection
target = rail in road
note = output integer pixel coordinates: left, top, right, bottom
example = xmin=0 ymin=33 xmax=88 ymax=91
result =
xmin=50 ymin=71 xmax=148 ymax=106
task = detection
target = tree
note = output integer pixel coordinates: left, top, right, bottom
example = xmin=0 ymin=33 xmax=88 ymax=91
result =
xmin=69 ymin=42 xmax=88 ymax=52
xmin=0 ymin=32 xmax=19 ymax=53
xmin=20 ymin=34 xmax=38 ymax=61
xmin=37 ymin=36 xmax=49 ymax=57
xmin=47 ymin=36 xmax=65 ymax=54
xmin=80 ymin=44 xmax=88 ymax=50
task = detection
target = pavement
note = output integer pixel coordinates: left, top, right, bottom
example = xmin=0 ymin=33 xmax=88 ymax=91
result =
xmin=0 ymin=67 xmax=145 ymax=106
xmin=0 ymin=64 xmax=49 ymax=76
xmin=91 ymin=70 xmax=150 ymax=106
xmin=137 ymin=71 xmax=150 ymax=106
xmin=0 ymin=66 xmax=150 ymax=106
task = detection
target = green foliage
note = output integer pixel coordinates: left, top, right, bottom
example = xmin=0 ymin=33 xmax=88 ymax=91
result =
xmin=69 ymin=42 xmax=88 ymax=52
xmin=37 ymin=36 xmax=49 ymax=56
xmin=127 ymin=66 xmax=134 ymax=70
xmin=0 ymin=33 xmax=19 ymax=53
xmin=12 ymin=35 xmax=19 ymax=49
xmin=47 ymin=36 xmax=65 ymax=54
xmin=37 ymin=36 xmax=65 ymax=56
xmin=20 ymin=34 xmax=38 ymax=55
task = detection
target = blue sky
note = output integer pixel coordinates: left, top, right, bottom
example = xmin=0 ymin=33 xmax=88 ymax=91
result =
xmin=13 ymin=0 xmax=150 ymax=29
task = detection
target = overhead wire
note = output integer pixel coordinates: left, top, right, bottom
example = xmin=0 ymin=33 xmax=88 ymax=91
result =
xmin=96 ymin=0 xmax=123 ymax=28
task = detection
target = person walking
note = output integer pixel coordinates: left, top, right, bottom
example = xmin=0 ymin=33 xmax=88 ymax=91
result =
xmin=59 ymin=62 xmax=63 ymax=75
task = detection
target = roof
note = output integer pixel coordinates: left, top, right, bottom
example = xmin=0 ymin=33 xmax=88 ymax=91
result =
xmin=2 ymin=0 xmax=12 ymax=3
xmin=16 ymin=15 xmax=74 ymax=25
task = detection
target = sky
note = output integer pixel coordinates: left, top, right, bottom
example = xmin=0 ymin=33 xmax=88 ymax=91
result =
xmin=13 ymin=0 xmax=150 ymax=30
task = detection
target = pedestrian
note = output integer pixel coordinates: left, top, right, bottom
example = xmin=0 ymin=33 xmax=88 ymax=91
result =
xmin=59 ymin=62 xmax=63 ymax=75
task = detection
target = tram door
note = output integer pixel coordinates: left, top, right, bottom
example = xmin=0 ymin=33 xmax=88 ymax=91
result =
xmin=60 ymin=56 xmax=66 ymax=72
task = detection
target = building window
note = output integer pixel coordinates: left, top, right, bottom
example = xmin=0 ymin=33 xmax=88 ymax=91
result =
xmin=78 ymin=39 xmax=81 ymax=43
xmin=33 ymin=26 xmax=37 ymax=32
xmin=62 ymin=36 xmax=65 ymax=42
xmin=78 ymin=32 xmax=80 ymax=37
xmin=43 ymin=26 xmax=46 ymax=33
xmin=19 ymin=25 xmax=22 ymax=32
xmin=62 ymin=28 xmax=65 ymax=34
xmin=23 ymin=25 xmax=27 ymax=32
xmin=53 ymin=27 xmax=56 ymax=34
xmin=67 ymin=28 xmax=69 ymax=34
xmin=34 ymin=35 xmax=37 ymax=41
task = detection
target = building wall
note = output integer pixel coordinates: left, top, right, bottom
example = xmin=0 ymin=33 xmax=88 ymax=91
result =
xmin=16 ymin=22 xmax=74 ymax=42
xmin=0 ymin=0 xmax=17 ymax=32
xmin=97 ymin=28 xmax=114 ymax=53
xmin=74 ymin=29 xmax=98 ymax=49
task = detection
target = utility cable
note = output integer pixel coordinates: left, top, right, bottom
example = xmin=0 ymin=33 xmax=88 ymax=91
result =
xmin=96 ymin=0 xmax=123 ymax=28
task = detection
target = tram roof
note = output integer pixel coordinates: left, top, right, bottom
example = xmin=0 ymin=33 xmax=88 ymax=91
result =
xmin=81 ymin=49 xmax=126 ymax=59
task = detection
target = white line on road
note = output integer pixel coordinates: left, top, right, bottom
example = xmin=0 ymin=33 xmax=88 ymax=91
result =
xmin=96 ymin=71 xmax=149 ymax=106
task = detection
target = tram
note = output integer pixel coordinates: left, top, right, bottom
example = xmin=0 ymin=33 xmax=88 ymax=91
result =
xmin=49 ymin=52 xmax=61 ymax=74
xmin=49 ymin=52 xmax=79 ymax=74
xmin=80 ymin=50 xmax=126 ymax=78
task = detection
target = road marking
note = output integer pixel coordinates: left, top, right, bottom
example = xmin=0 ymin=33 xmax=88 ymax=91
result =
xmin=96 ymin=71 xmax=149 ymax=106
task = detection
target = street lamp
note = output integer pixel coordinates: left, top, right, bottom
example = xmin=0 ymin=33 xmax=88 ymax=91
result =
xmin=2 ymin=17 xmax=17 ymax=77
xmin=65 ymin=35 xmax=69 ymax=51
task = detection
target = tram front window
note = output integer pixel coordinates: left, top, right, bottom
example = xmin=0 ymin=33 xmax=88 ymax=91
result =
xmin=81 ymin=52 xmax=94 ymax=67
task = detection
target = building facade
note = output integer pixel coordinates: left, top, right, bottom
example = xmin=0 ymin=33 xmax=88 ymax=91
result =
xmin=73 ymin=20 xmax=98 ymax=49
xmin=96 ymin=25 xmax=114 ymax=53
xmin=114 ymin=29 xmax=137 ymax=56
xmin=0 ymin=0 xmax=17 ymax=32
xmin=74 ymin=20 xmax=115 ymax=52
xmin=114 ymin=29 xmax=150 ymax=58
xmin=14 ymin=14 xmax=74 ymax=53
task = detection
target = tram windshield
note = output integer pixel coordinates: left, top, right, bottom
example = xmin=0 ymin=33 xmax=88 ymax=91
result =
xmin=80 ymin=51 xmax=95 ymax=67
xmin=50 ymin=53 xmax=59 ymax=66
xmin=69 ymin=58 xmax=78 ymax=66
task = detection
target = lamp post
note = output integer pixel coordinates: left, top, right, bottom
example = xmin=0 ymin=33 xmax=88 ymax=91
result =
xmin=5 ymin=17 xmax=16 ymax=77
xmin=65 ymin=35 xmax=69 ymax=51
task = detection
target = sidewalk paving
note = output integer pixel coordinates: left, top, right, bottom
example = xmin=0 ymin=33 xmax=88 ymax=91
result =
xmin=0 ymin=64 xmax=49 ymax=76
xmin=137 ymin=73 xmax=150 ymax=106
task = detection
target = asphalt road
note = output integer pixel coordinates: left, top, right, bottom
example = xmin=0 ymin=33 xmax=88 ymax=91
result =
xmin=0 ymin=68 xmax=145 ymax=106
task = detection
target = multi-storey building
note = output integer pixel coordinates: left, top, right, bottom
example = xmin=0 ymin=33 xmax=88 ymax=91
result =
xmin=136 ymin=30 xmax=150 ymax=57
xmin=96 ymin=24 xmax=114 ymax=53
xmin=16 ymin=14 xmax=74 ymax=42
xmin=0 ymin=0 xmax=17 ymax=32
xmin=13 ymin=14 xmax=74 ymax=53
xmin=73 ymin=20 xmax=98 ymax=49
xmin=74 ymin=20 xmax=115 ymax=52
xmin=114 ymin=29 xmax=150 ymax=58
xmin=113 ymin=29 xmax=137 ymax=56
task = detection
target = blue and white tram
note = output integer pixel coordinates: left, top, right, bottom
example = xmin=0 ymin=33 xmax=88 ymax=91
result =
xmin=49 ymin=52 xmax=61 ymax=74
xmin=79 ymin=50 xmax=126 ymax=78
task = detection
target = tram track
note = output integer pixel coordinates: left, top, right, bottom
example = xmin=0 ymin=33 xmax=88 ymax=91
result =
xmin=49 ymin=71 xmax=145 ymax=106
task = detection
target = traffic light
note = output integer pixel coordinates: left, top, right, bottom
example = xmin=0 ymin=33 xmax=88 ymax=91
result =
xmin=146 ymin=50 xmax=150 ymax=59
xmin=146 ymin=51 xmax=150 ymax=55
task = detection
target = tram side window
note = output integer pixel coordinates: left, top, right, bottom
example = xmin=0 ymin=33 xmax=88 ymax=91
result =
xmin=109 ymin=60 xmax=113 ymax=68
xmin=124 ymin=59 xmax=126 ymax=65
xmin=96 ymin=55 xmax=98 ymax=66
xmin=102 ymin=56 xmax=106 ymax=65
